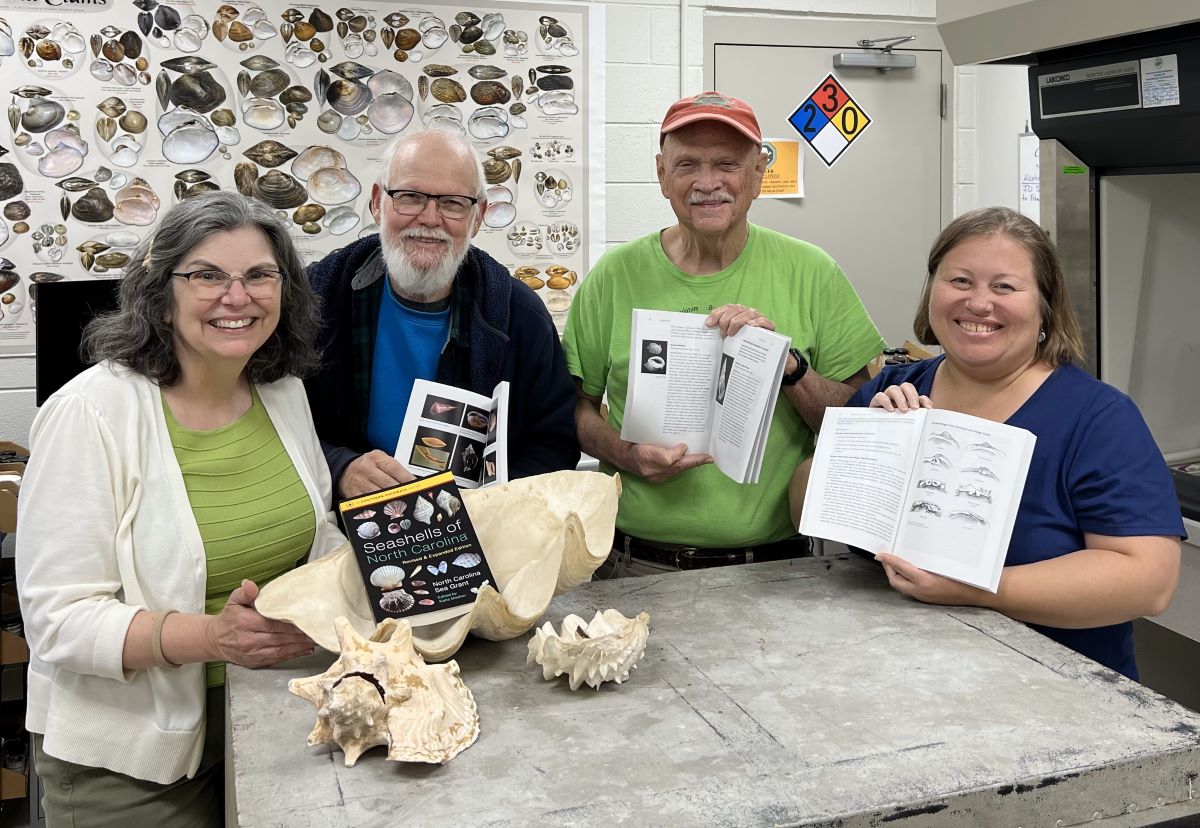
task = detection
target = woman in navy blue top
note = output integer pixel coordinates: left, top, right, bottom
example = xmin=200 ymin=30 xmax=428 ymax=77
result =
xmin=806 ymin=207 xmax=1183 ymax=680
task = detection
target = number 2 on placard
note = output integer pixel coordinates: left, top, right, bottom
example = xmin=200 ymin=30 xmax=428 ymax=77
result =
xmin=799 ymin=101 xmax=820 ymax=136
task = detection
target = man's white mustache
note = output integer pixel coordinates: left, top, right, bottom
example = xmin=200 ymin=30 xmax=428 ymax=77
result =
xmin=401 ymin=229 xmax=453 ymax=242
xmin=687 ymin=190 xmax=734 ymax=204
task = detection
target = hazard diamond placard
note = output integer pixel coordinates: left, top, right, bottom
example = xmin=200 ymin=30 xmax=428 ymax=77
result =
xmin=788 ymin=74 xmax=872 ymax=167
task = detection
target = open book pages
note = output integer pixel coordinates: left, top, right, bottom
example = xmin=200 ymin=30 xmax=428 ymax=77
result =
xmin=620 ymin=309 xmax=791 ymax=484
xmin=800 ymin=407 xmax=1036 ymax=592
xmin=395 ymin=379 xmax=509 ymax=488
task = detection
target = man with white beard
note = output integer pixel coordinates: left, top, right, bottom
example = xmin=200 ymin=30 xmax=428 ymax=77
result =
xmin=306 ymin=129 xmax=579 ymax=499
xmin=563 ymin=92 xmax=884 ymax=575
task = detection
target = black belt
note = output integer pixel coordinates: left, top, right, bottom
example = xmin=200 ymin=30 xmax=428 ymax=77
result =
xmin=615 ymin=529 xmax=812 ymax=571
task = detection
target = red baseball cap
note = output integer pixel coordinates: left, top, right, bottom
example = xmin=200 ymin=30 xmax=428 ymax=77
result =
xmin=659 ymin=91 xmax=761 ymax=146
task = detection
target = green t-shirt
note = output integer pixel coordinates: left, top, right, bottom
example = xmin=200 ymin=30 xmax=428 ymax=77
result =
xmin=163 ymin=388 xmax=316 ymax=686
xmin=563 ymin=224 xmax=886 ymax=546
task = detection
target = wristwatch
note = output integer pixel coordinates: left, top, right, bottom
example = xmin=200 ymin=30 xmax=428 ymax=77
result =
xmin=781 ymin=347 xmax=809 ymax=386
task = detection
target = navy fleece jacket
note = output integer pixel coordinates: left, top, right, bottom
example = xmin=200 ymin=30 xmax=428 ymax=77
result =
xmin=305 ymin=234 xmax=580 ymax=490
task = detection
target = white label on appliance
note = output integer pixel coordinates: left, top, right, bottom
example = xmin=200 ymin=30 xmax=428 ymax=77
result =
xmin=1140 ymin=54 xmax=1180 ymax=108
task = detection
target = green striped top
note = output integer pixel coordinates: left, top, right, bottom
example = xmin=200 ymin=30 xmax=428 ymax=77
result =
xmin=163 ymin=388 xmax=316 ymax=687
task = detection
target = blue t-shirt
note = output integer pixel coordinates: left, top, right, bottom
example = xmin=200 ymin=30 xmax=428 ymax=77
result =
xmin=848 ymin=356 xmax=1185 ymax=679
xmin=365 ymin=283 xmax=450 ymax=454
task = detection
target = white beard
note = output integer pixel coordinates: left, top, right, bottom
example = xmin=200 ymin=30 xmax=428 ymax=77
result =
xmin=381 ymin=225 xmax=470 ymax=302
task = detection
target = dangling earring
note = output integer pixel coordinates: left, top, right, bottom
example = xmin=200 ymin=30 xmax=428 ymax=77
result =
xmin=1038 ymin=329 xmax=1046 ymax=344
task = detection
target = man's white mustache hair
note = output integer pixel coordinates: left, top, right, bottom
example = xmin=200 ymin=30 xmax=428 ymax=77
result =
xmin=400 ymin=228 xmax=453 ymax=242
xmin=687 ymin=189 xmax=734 ymax=204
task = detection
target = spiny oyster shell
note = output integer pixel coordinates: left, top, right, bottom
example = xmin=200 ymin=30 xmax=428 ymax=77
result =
xmin=257 ymin=471 xmax=620 ymax=661
xmin=290 ymin=617 xmax=479 ymax=765
xmin=527 ymin=609 xmax=650 ymax=691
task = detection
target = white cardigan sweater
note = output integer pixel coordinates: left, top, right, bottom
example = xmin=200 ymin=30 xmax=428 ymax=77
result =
xmin=16 ymin=362 xmax=346 ymax=784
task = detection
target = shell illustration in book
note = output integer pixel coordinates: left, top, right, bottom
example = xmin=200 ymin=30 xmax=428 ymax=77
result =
xmin=964 ymin=466 xmax=1000 ymax=481
xmin=916 ymin=479 xmax=946 ymax=493
xmin=352 ymin=509 xmax=376 ymax=520
xmin=429 ymin=400 xmax=457 ymax=415
xmin=949 ymin=510 xmax=988 ymax=526
xmin=910 ymin=500 xmax=941 ymax=516
xmin=379 ymin=589 xmax=415 ymax=613
xmin=369 ymin=565 xmax=405 ymax=590
xmin=929 ymin=430 xmax=960 ymax=448
xmin=356 ymin=520 xmax=380 ymax=539
xmin=923 ymin=453 xmax=952 ymax=469
xmin=968 ymin=441 xmax=1006 ymax=457
xmin=955 ymin=483 xmax=992 ymax=503
xmin=289 ymin=617 xmax=479 ymax=765
xmin=383 ymin=499 xmax=406 ymax=518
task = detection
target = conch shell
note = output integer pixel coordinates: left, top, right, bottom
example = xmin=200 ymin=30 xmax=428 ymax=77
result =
xmin=527 ymin=609 xmax=651 ymax=691
xmin=257 ymin=471 xmax=620 ymax=661
xmin=289 ymin=616 xmax=479 ymax=765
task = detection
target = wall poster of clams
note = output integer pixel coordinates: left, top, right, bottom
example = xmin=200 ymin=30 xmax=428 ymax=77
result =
xmin=0 ymin=0 xmax=601 ymax=354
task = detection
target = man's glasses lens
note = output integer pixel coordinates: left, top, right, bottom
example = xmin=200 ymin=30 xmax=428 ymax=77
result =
xmin=389 ymin=190 xmax=475 ymax=218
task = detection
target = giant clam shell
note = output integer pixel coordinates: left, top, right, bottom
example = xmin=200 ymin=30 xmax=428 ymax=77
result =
xmin=257 ymin=471 xmax=619 ymax=661
xmin=162 ymin=124 xmax=219 ymax=164
xmin=252 ymin=169 xmax=307 ymax=209
xmin=244 ymin=139 xmax=297 ymax=168
xmin=367 ymin=93 xmax=412 ymax=134
xmin=528 ymin=610 xmax=651 ymax=691
xmin=307 ymin=166 xmax=360 ymax=205
xmin=290 ymin=145 xmax=345 ymax=181
xmin=20 ymin=98 xmax=65 ymax=133
xmin=168 ymin=72 xmax=227 ymax=113
xmin=325 ymin=79 xmax=371 ymax=116
xmin=366 ymin=69 xmax=412 ymax=100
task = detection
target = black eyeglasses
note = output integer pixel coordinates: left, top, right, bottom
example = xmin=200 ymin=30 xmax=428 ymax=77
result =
xmin=384 ymin=189 xmax=479 ymax=219
xmin=172 ymin=269 xmax=284 ymax=299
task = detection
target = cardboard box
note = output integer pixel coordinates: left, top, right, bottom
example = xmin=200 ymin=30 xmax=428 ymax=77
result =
xmin=1 ymin=766 xmax=26 ymax=800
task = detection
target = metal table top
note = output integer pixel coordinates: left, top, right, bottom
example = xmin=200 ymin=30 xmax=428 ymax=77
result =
xmin=227 ymin=555 xmax=1200 ymax=827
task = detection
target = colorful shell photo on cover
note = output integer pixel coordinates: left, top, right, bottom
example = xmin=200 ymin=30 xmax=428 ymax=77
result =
xmin=410 ymin=427 xmax=453 ymax=472
xmin=640 ymin=339 xmax=667 ymax=374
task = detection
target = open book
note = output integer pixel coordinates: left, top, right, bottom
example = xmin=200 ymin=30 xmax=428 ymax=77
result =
xmin=340 ymin=472 xmax=496 ymax=627
xmin=799 ymin=407 xmax=1036 ymax=592
xmin=620 ymin=309 xmax=791 ymax=484
xmin=394 ymin=379 xmax=508 ymax=488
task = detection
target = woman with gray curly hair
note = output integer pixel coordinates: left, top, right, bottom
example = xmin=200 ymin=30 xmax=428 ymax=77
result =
xmin=16 ymin=191 xmax=346 ymax=826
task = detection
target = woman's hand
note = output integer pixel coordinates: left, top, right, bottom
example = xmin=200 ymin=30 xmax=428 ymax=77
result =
xmin=869 ymin=382 xmax=932 ymax=412
xmin=876 ymin=553 xmax=990 ymax=608
xmin=207 ymin=580 xmax=315 ymax=668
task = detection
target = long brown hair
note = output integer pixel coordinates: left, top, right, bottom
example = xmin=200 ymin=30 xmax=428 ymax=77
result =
xmin=912 ymin=206 xmax=1084 ymax=366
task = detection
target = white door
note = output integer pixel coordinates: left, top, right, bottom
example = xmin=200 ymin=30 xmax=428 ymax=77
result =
xmin=707 ymin=17 xmax=951 ymax=346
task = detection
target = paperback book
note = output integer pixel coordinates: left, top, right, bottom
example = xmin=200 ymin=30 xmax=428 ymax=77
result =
xmin=394 ymin=379 xmax=509 ymax=488
xmin=339 ymin=472 xmax=496 ymax=627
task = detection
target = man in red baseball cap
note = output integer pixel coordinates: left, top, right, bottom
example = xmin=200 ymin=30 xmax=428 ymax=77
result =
xmin=563 ymin=91 xmax=885 ymax=576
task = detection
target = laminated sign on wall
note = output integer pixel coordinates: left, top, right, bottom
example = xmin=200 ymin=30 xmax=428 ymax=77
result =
xmin=788 ymin=73 xmax=871 ymax=168
xmin=0 ymin=0 xmax=602 ymax=355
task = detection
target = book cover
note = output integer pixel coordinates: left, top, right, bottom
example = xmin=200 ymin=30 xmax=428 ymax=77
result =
xmin=339 ymin=472 xmax=496 ymax=627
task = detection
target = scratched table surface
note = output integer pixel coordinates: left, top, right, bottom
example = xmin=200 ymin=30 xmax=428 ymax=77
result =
xmin=227 ymin=555 xmax=1200 ymax=827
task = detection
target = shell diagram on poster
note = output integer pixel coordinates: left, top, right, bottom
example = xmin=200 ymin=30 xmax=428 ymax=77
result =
xmin=0 ymin=1 xmax=598 ymax=353
xmin=788 ymin=73 xmax=871 ymax=168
